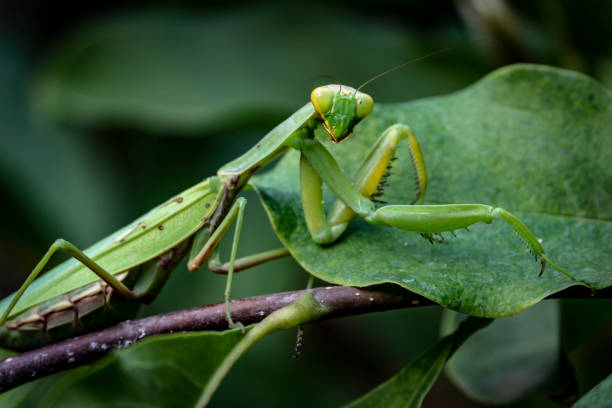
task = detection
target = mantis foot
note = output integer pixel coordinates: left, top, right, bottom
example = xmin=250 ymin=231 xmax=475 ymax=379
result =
xmin=292 ymin=325 xmax=304 ymax=359
xmin=419 ymin=232 xmax=448 ymax=245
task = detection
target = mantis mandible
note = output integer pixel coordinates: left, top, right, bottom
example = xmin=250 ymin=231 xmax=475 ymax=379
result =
xmin=0 ymin=82 xmax=579 ymax=351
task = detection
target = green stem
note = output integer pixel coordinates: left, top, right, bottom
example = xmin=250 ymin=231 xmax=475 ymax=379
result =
xmin=196 ymin=293 xmax=329 ymax=407
xmin=306 ymin=274 xmax=315 ymax=290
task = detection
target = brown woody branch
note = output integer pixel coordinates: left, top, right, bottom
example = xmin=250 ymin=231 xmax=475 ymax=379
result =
xmin=0 ymin=283 xmax=604 ymax=393
xmin=0 ymin=285 xmax=430 ymax=392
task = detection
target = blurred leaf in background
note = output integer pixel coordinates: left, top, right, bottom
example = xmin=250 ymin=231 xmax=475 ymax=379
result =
xmin=441 ymin=302 xmax=561 ymax=405
xmin=31 ymin=6 xmax=483 ymax=134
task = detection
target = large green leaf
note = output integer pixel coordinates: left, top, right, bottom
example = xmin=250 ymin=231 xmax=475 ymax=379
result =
xmin=252 ymin=64 xmax=612 ymax=317
xmin=0 ymin=329 xmax=244 ymax=407
xmin=441 ymin=301 xmax=560 ymax=404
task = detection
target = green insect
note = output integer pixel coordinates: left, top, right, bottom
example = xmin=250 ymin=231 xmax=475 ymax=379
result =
xmin=0 ymin=82 xmax=578 ymax=352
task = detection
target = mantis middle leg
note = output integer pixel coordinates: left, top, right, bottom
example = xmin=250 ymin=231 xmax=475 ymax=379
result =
xmin=188 ymin=197 xmax=292 ymax=330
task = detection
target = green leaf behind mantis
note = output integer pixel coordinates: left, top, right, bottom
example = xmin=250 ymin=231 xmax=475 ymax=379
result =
xmin=252 ymin=64 xmax=612 ymax=317
xmin=441 ymin=301 xmax=561 ymax=404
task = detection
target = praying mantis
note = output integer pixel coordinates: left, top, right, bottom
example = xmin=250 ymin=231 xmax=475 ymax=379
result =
xmin=0 ymin=82 xmax=579 ymax=352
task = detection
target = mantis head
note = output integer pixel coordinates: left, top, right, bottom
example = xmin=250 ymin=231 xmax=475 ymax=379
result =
xmin=310 ymin=85 xmax=374 ymax=143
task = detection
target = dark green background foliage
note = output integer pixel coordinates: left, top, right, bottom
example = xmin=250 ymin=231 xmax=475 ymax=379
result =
xmin=0 ymin=1 xmax=610 ymax=406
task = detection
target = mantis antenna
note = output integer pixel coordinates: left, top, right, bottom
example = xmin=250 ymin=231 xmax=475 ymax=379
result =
xmin=357 ymin=44 xmax=464 ymax=91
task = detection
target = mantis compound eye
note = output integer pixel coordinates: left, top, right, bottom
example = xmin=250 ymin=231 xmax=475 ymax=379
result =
xmin=311 ymin=86 xmax=334 ymax=116
xmin=355 ymin=93 xmax=374 ymax=119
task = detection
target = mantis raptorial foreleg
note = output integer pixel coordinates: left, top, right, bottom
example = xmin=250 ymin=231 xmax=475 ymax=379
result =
xmin=299 ymin=123 xmax=427 ymax=244
xmin=296 ymin=108 xmax=578 ymax=282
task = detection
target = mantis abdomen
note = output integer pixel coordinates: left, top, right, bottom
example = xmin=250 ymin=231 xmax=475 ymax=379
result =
xmin=0 ymin=238 xmax=191 ymax=351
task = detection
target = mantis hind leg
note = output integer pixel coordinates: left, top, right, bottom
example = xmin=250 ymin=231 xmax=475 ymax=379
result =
xmin=0 ymin=239 xmax=139 ymax=326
